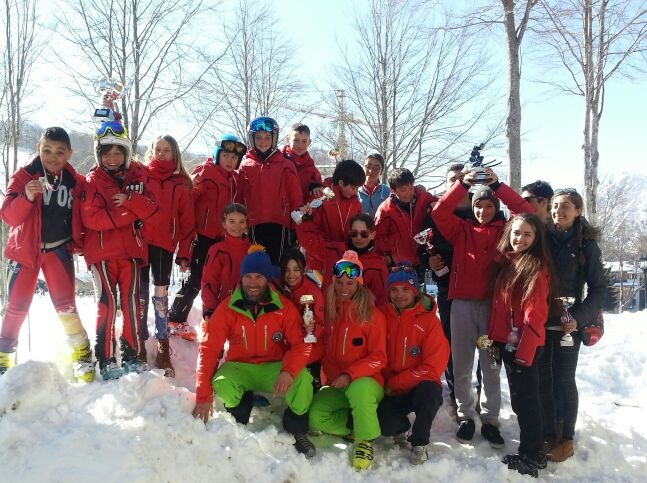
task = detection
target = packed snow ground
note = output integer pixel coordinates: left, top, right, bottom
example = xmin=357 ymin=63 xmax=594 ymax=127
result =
xmin=1 ymin=293 xmax=645 ymax=482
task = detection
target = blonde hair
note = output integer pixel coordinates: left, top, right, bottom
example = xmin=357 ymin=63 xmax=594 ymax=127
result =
xmin=146 ymin=134 xmax=192 ymax=186
xmin=325 ymin=282 xmax=374 ymax=324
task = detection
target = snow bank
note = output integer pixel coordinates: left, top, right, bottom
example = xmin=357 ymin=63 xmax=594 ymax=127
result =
xmin=1 ymin=297 xmax=645 ymax=482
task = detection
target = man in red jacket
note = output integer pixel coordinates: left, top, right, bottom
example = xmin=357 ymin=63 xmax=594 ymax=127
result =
xmin=378 ymin=264 xmax=450 ymax=465
xmin=192 ymin=249 xmax=316 ymax=458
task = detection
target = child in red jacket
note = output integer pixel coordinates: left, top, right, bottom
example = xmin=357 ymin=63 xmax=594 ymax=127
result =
xmin=201 ymin=204 xmax=252 ymax=318
xmin=488 ymin=213 xmax=552 ymax=477
xmin=0 ymin=127 xmax=92 ymax=381
xmin=168 ymin=134 xmax=246 ymax=340
xmin=82 ymin=122 xmax=158 ymax=380
xmin=281 ymin=123 xmax=323 ymax=200
xmin=431 ymin=167 xmax=533 ymax=447
xmin=377 ymin=263 xmax=449 ymax=465
xmin=348 ymin=213 xmax=388 ymax=306
xmin=308 ymin=251 xmax=387 ymax=471
xmin=140 ymin=135 xmax=195 ymax=377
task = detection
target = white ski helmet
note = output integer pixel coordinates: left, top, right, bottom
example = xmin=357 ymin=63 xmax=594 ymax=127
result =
xmin=94 ymin=120 xmax=133 ymax=169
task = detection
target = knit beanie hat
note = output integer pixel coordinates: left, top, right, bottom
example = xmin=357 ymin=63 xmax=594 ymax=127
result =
xmin=387 ymin=263 xmax=419 ymax=293
xmin=471 ymin=185 xmax=500 ymax=211
xmin=240 ymin=245 xmax=278 ymax=281
xmin=333 ymin=250 xmax=364 ymax=285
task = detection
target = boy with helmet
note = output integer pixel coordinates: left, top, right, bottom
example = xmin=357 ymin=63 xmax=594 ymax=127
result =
xmin=238 ymin=117 xmax=303 ymax=265
xmin=167 ymin=134 xmax=246 ymax=340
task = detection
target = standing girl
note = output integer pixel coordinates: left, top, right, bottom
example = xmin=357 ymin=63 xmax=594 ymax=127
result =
xmin=140 ymin=135 xmax=195 ymax=377
xmin=488 ymin=213 xmax=553 ymax=477
xmin=308 ymin=251 xmax=387 ymax=471
xmin=358 ymin=153 xmax=390 ymax=218
xmin=200 ymin=203 xmax=252 ymax=320
xmin=82 ymin=122 xmax=158 ymax=379
xmin=539 ymin=189 xmax=606 ymax=463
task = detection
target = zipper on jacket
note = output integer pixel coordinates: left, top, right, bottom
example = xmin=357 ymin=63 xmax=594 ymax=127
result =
xmin=99 ymin=232 xmax=103 ymax=250
xmin=264 ymin=324 xmax=267 ymax=352
xmin=172 ymin=218 xmax=176 ymax=240
xmin=204 ymin=209 xmax=209 ymax=230
xmin=242 ymin=325 xmax=248 ymax=351
xmin=402 ymin=336 xmax=408 ymax=367
xmin=342 ymin=327 xmax=348 ymax=356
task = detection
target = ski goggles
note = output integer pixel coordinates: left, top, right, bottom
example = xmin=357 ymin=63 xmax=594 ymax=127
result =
xmin=332 ymin=260 xmax=362 ymax=279
xmin=249 ymin=117 xmax=278 ymax=133
xmin=389 ymin=264 xmax=416 ymax=273
xmin=96 ymin=121 xmax=128 ymax=139
xmin=221 ymin=139 xmax=247 ymax=155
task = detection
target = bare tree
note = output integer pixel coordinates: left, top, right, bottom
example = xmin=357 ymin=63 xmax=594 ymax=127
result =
xmin=539 ymin=0 xmax=647 ymax=223
xmin=54 ymin=0 xmax=225 ymax=151
xmin=328 ymin=0 xmax=497 ymax=182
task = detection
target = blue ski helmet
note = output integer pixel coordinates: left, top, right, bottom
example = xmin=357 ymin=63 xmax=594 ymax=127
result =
xmin=247 ymin=116 xmax=279 ymax=152
xmin=213 ymin=133 xmax=247 ymax=167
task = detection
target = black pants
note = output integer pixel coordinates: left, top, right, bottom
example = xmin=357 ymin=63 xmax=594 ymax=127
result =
xmin=226 ymin=390 xmax=308 ymax=434
xmin=139 ymin=245 xmax=174 ymax=339
xmin=539 ymin=330 xmax=581 ymax=440
xmin=503 ymin=345 xmax=544 ymax=457
xmin=249 ymin=223 xmax=296 ymax=266
xmin=377 ymin=380 xmax=443 ymax=446
xmin=437 ymin=287 xmax=455 ymax=401
xmin=168 ymin=233 xmax=219 ymax=323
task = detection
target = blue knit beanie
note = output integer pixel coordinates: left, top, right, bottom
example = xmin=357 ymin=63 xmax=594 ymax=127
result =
xmin=240 ymin=250 xmax=277 ymax=281
xmin=387 ymin=265 xmax=419 ymax=292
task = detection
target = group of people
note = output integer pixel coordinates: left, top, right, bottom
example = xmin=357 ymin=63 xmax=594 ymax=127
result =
xmin=0 ymin=116 xmax=605 ymax=476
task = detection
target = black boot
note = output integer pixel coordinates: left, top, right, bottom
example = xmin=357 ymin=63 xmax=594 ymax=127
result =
xmin=226 ymin=391 xmax=254 ymax=424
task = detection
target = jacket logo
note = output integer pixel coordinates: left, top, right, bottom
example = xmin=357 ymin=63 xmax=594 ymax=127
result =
xmin=271 ymin=331 xmax=284 ymax=342
xmin=409 ymin=346 xmax=421 ymax=357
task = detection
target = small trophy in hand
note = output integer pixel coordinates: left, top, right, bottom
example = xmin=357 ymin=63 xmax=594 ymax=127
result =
xmin=291 ymin=187 xmax=335 ymax=224
xmin=477 ymin=335 xmax=499 ymax=368
xmin=300 ymin=294 xmax=317 ymax=343
xmin=558 ymin=297 xmax=576 ymax=347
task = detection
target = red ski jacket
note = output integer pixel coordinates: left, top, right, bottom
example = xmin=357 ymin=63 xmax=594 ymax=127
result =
xmin=195 ymin=285 xmax=311 ymax=404
xmin=1 ymin=158 xmax=84 ymax=270
xmin=81 ymin=163 xmax=158 ymax=266
xmin=318 ymin=300 xmax=387 ymax=385
xmin=374 ymin=188 xmax=438 ymax=266
xmin=238 ymin=149 xmax=303 ymax=228
xmin=431 ymin=182 xmax=533 ymax=300
xmin=359 ymin=248 xmax=389 ymax=306
xmin=488 ymin=262 xmax=550 ymax=366
xmin=379 ymin=296 xmax=449 ymax=394
xmin=201 ymin=235 xmax=251 ymax=316
xmin=192 ymin=160 xmax=239 ymax=239
xmin=281 ymin=146 xmax=323 ymax=200
xmin=141 ymin=164 xmax=195 ymax=262
xmin=294 ymin=221 xmax=345 ymax=288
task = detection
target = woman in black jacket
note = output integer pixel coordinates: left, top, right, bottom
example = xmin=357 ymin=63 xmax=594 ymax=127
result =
xmin=539 ymin=188 xmax=606 ymax=462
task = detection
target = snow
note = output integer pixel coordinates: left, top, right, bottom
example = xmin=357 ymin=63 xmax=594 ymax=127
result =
xmin=1 ymin=296 xmax=646 ymax=482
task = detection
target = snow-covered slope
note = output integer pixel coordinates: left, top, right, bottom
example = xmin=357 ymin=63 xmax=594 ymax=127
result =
xmin=1 ymin=296 xmax=645 ymax=482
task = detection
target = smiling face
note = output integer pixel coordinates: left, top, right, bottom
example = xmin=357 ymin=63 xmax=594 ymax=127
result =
xmin=389 ymin=284 xmax=417 ymax=310
xmin=222 ymin=211 xmax=247 ymax=238
xmin=551 ymin=195 xmax=582 ymax=230
xmin=254 ymin=131 xmax=273 ymax=152
xmin=100 ymin=145 xmax=126 ymax=171
xmin=510 ymin=219 xmax=536 ymax=253
xmin=473 ymin=199 xmax=496 ymax=225
xmin=333 ymin=275 xmax=359 ymax=301
xmin=153 ymin=138 xmax=174 ymax=162
xmin=288 ymin=131 xmax=311 ymax=156
xmin=284 ymin=259 xmax=303 ymax=288
xmin=242 ymin=273 xmax=268 ymax=302
xmin=39 ymin=139 xmax=72 ymax=173
xmin=363 ymin=158 xmax=383 ymax=184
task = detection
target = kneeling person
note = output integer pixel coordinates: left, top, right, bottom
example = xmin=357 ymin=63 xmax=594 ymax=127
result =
xmin=377 ymin=264 xmax=450 ymax=464
xmin=192 ymin=248 xmax=316 ymax=458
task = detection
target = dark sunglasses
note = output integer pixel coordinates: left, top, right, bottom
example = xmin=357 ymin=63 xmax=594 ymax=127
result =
xmin=523 ymin=196 xmax=544 ymax=202
xmin=390 ymin=265 xmax=416 ymax=273
xmin=350 ymin=230 xmax=370 ymax=239
xmin=221 ymin=139 xmax=247 ymax=155
xmin=332 ymin=261 xmax=362 ymax=279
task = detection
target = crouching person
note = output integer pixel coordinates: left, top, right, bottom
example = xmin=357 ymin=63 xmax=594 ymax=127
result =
xmin=192 ymin=248 xmax=316 ymax=458
xmin=377 ymin=263 xmax=450 ymax=464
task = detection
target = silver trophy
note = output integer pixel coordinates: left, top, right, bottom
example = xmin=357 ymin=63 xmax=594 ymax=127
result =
xmin=93 ymin=78 xmax=125 ymax=122
xmin=414 ymin=228 xmax=449 ymax=277
xmin=559 ymin=297 xmax=576 ymax=347
xmin=300 ymin=294 xmax=317 ymax=343
xmin=291 ymin=186 xmax=335 ymax=224
xmin=476 ymin=335 xmax=499 ymax=369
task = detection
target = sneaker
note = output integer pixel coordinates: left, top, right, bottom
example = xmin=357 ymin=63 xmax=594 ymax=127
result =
xmin=352 ymin=440 xmax=374 ymax=470
xmin=506 ymin=453 xmax=547 ymax=478
xmin=547 ymin=439 xmax=574 ymax=462
xmin=293 ymin=433 xmax=316 ymax=459
xmin=481 ymin=423 xmax=505 ymax=448
xmin=122 ymin=358 xmax=148 ymax=374
xmin=70 ymin=341 xmax=95 ymax=383
xmin=0 ymin=351 xmax=15 ymax=375
xmin=456 ymin=419 xmax=475 ymax=443
xmin=393 ymin=432 xmax=409 ymax=449
xmin=99 ymin=359 xmax=122 ymax=380
xmin=410 ymin=445 xmax=429 ymax=465
xmin=168 ymin=322 xmax=197 ymax=341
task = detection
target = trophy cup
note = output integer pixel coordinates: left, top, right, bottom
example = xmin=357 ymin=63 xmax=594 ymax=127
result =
xmin=93 ymin=78 xmax=125 ymax=122
xmin=414 ymin=228 xmax=449 ymax=277
xmin=291 ymin=187 xmax=335 ymax=224
xmin=476 ymin=335 xmax=499 ymax=369
xmin=558 ymin=297 xmax=576 ymax=347
xmin=463 ymin=143 xmax=489 ymax=184
xmin=300 ymin=294 xmax=317 ymax=343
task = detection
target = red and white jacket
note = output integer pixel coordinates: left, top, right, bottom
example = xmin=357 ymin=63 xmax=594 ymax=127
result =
xmin=192 ymin=160 xmax=239 ymax=239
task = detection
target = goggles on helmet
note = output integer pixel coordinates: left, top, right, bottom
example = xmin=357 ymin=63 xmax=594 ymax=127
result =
xmin=332 ymin=260 xmax=362 ymax=279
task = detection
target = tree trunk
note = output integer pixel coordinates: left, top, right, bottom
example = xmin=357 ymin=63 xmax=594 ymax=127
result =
xmin=502 ymin=1 xmax=522 ymax=190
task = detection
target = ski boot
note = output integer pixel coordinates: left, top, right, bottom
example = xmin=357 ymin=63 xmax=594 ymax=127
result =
xmin=168 ymin=322 xmax=198 ymax=341
xmin=122 ymin=357 xmax=148 ymax=375
xmin=352 ymin=440 xmax=375 ymax=470
xmin=70 ymin=340 xmax=95 ymax=383
xmin=99 ymin=358 xmax=122 ymax=381
xmin=0 ymin=351 xmax=15 ymax=375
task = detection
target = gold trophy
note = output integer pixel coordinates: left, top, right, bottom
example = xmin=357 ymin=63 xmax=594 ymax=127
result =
xmin=300 ymin=294 xmax=317 ymax=343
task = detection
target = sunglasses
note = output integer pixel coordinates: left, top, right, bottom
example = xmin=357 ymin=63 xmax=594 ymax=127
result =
xmin=221 ymin=139 xmax=247 ymax=155
xmin=350 ymin=230 xmax=371 ymax=239
xmin=249 ymin=117 xmax=278 ymax=133
xmin=390 ymin=265 xmax=416 ymax=273
xmin=96 ymin=121 xmax=127 ymax=139
xmin=553 ymin=188 xmax=579 ymax=196
xmin=523 ymin=196 xmax=543 ymax=202
xmin=332 ymin=260 xmax=362 ymax=279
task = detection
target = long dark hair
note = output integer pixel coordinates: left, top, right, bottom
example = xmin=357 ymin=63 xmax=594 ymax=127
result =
xmin=493 ymin=213 xmax=556 ymax=306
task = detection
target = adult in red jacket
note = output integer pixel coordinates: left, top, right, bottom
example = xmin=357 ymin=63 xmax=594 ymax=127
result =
xmin=193 ymin=250 xmax=316 ymax=458
xmin=281 ymin=123 xmax=323 ymax=200
xmin=0 ymin=127 xmax=91 ymax=382
xmin=168 ymin=134 xmax=245 ymax=337
xmin=140 ymin=135 xmax=195 ymax=377
xmin=431 ymin=168 xmax=533 ymax=447
xmin=377 ymin=265 xmax=450 ymax=465
xmin=308 ymin=251 xmax=387 ymax=471
xmin=374 ymin=169 xmax=438 ymax=267
xmin=238 ymin=117 xmax=303 ymax=265
xmin=488 ymin=213 xmax=552 ymax=477
xmin=82 ymin=129 xmax=158 ymax=380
